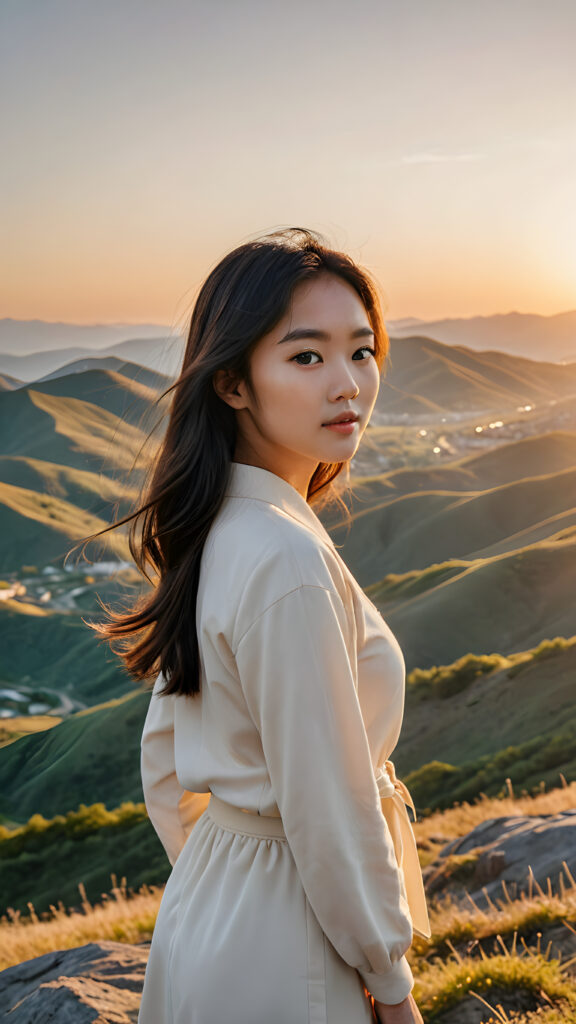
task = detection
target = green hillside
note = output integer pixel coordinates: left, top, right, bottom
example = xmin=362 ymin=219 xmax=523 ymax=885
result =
xmin=379 ymin=336 xmax=576 ymax=414
xmin=372 ymin=536 xmax=576 ymax=671
xmin=396 ymin=637 xmax=576 ymax=776
xmin=0 ymin=480 xmax=131 ymax=571
xmin=40 ymin=355 xmax=170 ymax=395
xmin=346 ymin=430 xmax=576 ymax=502
xmin=333 ymin=454 xmax=576 ymax=585
xmin=104 ymin=356 xmax=172 ymax=392
xmin=0 ymin=690 xmax=149 ymax=825
xmin=31 ymin=367 xmax=166 ymax=427
xmin=0 ymin=599 xmax=136 ymax=708
xmin=0 ymin=387 xmax=148 ymax=473
xmin=0 ymin=366 xmax=167 ymax=571
xmin=0 ymin=456 xmax=138 ymax=517
xmin=0 ymin=801 xmax=169 ymax=916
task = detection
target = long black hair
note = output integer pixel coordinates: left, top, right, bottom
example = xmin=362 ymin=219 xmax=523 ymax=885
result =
xmin=83 ymin=227 xmax=389 ymax=697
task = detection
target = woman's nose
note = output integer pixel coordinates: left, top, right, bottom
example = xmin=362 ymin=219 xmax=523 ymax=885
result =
xmin=330 ymin=369 xmax=360 ymax=401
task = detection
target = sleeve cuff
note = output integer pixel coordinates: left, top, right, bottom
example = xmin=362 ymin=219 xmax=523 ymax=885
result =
xmin=358 ymin=953 xmax=414 ymax=1004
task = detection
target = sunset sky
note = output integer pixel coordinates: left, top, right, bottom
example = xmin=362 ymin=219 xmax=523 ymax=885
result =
xmin=1 ymin=0 xmax=575 ymax=326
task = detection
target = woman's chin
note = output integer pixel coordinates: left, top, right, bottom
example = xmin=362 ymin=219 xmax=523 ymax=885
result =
xmin=318 ymin=440 xmax=359 ymax=461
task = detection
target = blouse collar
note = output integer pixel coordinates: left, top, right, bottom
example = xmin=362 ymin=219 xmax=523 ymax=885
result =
xmin=224 ymin=461 xmax=337 ymax=551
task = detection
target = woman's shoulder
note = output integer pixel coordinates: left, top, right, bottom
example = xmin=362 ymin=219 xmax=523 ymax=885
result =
xmin=201 ymin=496 xmax=349 ymax=627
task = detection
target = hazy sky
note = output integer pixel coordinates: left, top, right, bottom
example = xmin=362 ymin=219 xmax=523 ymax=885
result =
xmin=1 ymin=0 xmax=575 ymax=324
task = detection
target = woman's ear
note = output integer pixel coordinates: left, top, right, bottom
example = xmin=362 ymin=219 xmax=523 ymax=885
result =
xmin=213 ymin=368 xmax=245 ymax=408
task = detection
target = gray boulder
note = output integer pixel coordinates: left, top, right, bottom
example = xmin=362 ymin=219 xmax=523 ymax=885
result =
xmin=0 ymin=940 xmax=149 ymax=1023
xmin=427 ymin=809 xmax=576 ymax=905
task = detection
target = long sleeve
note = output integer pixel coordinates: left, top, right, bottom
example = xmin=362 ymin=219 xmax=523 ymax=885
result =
xmin=140 ymin=672 xmax=206 ymax=867
xmin=234 ymin=583 xmax=415 ymax=1005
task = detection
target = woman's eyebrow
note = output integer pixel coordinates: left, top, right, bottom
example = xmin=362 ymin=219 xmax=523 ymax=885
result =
xmin=277 ymin=326 xmax=375 ymax=344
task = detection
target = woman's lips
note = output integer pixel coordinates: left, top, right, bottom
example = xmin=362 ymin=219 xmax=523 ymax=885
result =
xmin=322 ymin=421 xmax=357 ymax=434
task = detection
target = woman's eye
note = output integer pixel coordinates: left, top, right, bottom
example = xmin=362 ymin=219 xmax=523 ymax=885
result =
xmin=291 ymin=347 xmax=375 ymax=366
xmin=291 ymin=351 xmax=322 ymax=365
xmin=353 ymin=346 xmax=376 ymax=360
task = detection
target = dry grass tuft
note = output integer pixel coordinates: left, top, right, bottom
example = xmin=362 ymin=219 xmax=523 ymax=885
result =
xmin=0 ymin=874 xmax=161 ymax=972
xmin=411 ymin=862 xmax=576 ymax=960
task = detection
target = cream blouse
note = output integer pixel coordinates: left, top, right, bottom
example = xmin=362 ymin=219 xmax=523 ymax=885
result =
xmin=141 ymin=461 xmax=430 ymax=1004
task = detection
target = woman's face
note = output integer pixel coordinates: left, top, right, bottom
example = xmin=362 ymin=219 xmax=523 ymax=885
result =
xmin=216 ymin=272 xmax=381 ymax=496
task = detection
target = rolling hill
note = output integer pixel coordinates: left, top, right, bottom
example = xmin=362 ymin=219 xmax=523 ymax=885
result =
xmin=0 ymin=387 xmax=148 ymax=472
xmin=0 ymin=690 xmax=148 ymax=824
xmin=0 ymin=599 xmax=136 ymax=709
xmin=0 ymin=337 xmax=181 ymax=382
xmin=370 ymin=536 xmax=576 ymax=672
xmin=397 ymin=638 xmax=576 ymax=778
xmin=354 ymin=429 xmax=576 ymax=497
xmin=28 ymin=364 xmax=169 ymax=426
xmin=376 ymin=336 xmax=576 ymax=415
xmin=0 ymin=455 xmax=138 ymax=518
xmin=332 ymin=445 xmax=576 ymax=583
xmin=0 ymin=481 xmax=131 ymax=571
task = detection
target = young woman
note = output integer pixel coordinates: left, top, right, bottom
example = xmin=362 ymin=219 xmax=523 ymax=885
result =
xmin=93 ymin=227 xmax=430 ymax=1023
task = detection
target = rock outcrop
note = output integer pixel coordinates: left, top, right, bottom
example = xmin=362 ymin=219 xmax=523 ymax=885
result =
xmin=0 ymin=940 xmax=150 ymax=1023
xmin=424 ymin=808 xmax=576 ymax=905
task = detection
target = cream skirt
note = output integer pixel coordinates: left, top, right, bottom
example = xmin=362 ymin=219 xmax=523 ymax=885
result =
xmin=137 ymin=794 xmax=378 ymax=1024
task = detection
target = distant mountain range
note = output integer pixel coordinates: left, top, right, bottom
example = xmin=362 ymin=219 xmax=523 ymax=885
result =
xmin=0 ymin=338 xmax=182 ymax=383
xmin=0 ymin=319 xmax=173 ymax=355
xmin=388 ymin=310 xmax=576 ymax=361
xmin=1 ymin=310 xmax=575 ymax=382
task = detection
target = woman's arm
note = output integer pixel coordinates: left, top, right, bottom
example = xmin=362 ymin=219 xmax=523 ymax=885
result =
xmin=234 ymin=582 xmax=415 ymax=1005
xmin=140 ymin=672 xmax=206 ymax=866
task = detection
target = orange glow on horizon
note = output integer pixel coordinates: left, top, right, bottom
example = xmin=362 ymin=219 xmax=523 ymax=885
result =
xmin=1 ymin=247 xmax=574 ymax=326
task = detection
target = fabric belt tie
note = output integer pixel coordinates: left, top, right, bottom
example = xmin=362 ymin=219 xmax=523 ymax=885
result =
xmin=374 ymin=759 xmax=431 ymax=940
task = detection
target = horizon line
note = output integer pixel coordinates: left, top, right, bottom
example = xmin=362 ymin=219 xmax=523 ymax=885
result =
xmin=1 ymin=308 xmax=576 ymax=329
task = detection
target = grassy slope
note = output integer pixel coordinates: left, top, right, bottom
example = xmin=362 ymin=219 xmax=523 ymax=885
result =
xmin=105 ymin=357 xmax=172 ymax=393
xmin=381 ymin=335 xmax=576 ymax=412
xmin=0 ymin=715 xmax=62 ymax=748
xmin=0 ymin=480 xmax=130 ymax=570
xmin=0 ymin=455 xmax=138 ymax=516
xmin=0 ymin=369 xmax=158 ymax=568
xmin=0 ymin=386 xmax=148 ymax=473
xmin=0 ymin=600 xmax=136 ymax=707
xmin=0 ymin=811 xmax=168 ymax=918
xmin=375 ymin=536 xmax=576 ymax=672
xmin=397 ymin=638 xmax=573 ymax=782
xmin=31 ymin=367 xmax=165 ymax=428
xmin=337 ymin=430 xmax=576 ymax=509
xmin=0 ymin=690 xmax=149 ymax=825
xmin=333 ymin=455 xmax=576 ymax=585
xmin=40 ymin=355 xmax=171 ymax=395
